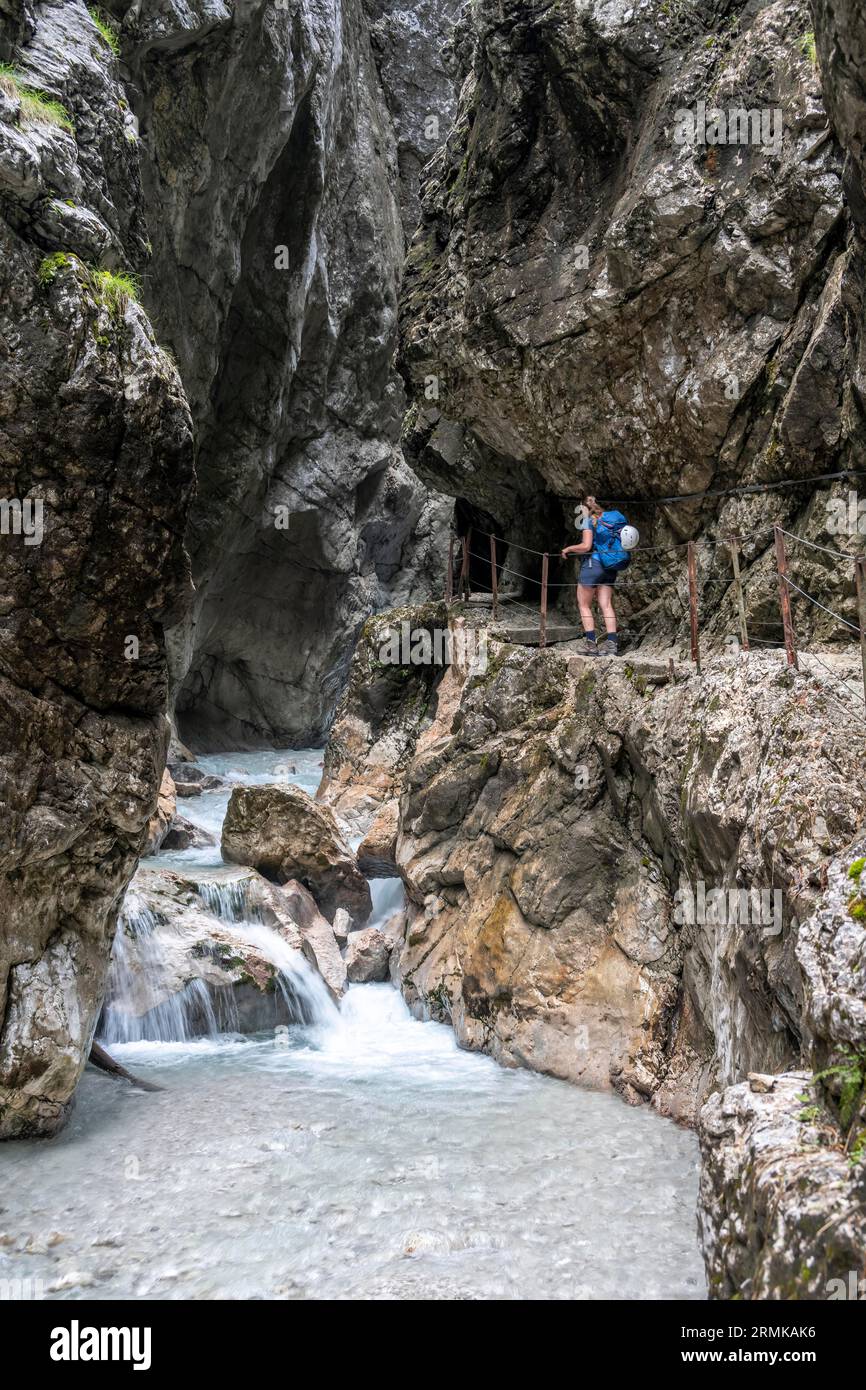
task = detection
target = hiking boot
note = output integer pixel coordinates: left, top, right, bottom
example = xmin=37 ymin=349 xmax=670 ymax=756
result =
xmin=598 ymin=636 xmax=620 ymax=657
xmin=584 ymin=636 xmax=598 ymax=656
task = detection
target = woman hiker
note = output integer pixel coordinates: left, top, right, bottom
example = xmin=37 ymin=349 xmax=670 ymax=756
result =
xmin=561 ymin=496 xmax=636 ymax=656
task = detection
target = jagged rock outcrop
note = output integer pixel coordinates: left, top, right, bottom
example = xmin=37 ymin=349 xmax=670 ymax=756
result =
xmin=691 ymin=0 xmax=866 ymax=1300
xmin=326 ymin=602 xmax=866 ymax=1285
xmin=144 ymin=769 xmax=176 ymax=854
xmin=0 ymin=0 xmax=195 ymax=1138
xmin=99 ymin=0 xmax=456 ymax=749
xmin=699 ymin=1070 xmax=866 ymax=1298
xmin=318 ymin=601 xmax=450 ymax=833
xmin=364 ymin=0 xmax=464 ymax=236
xmin=400 ymin=0 xmax=864 ymax=647
xmin=326 ymin=608 xmax=866 ymax=1129
xmin=357 ymin=798 xmax=400 ymax=877
xmin=222 ymin=782 xmax=372 ymax=925
xmin=698 ymin=835 xmax=866 ymax=1296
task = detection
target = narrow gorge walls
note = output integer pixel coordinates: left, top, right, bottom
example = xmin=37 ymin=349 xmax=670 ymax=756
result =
xmin=116 ymin=0 xmax=459 ymax=749
xmin=0 ymin=0 xmax=194 ymax=1136
xmin=0 ymin=0 xmax=458 ymax=1136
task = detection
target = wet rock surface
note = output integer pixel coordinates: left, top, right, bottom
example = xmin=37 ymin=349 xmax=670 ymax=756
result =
xmin=0 ymin=0 xmax=195 ymax=1138
xmin=112 ymin=0 xmax=455 ymax=748
xmin=222 ymin=783 xmax=372 ymax=926
xmin=102 ymin=865 xmax=345 ymax=1041
xmin=327 ymin=609 xmax=866 ymax=1132
xmin=698 ymin=1072 xmax=866 ymax=1298
xmin=343 ymin=925 xmax=392 ymax=983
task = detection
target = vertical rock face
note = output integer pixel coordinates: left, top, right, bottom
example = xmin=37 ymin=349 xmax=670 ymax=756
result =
xmin=323 ymin=613 xmax=866 ymax=1123
xmin=399 ymin=0 xmax=863 ymax=644
xmin=0 ymin=0 xmax=195 ymax=1136
xmin=111 ymin=0 xmax=456 ymax=750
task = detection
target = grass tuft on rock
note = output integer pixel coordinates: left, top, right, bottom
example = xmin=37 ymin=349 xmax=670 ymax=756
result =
xmin=38 ymin=255 xmax=139 ymax=320
xmin=0 ymin=64 xmax=74 ymax=132
xmin=90 ymin=268 xmax=140 ymax=316
xmin=87 ymin=6 xmax=121 ymax=55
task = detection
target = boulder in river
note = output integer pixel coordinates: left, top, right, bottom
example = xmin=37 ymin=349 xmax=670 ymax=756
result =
xmin=161 ymin=816 xmax=217 ymax=852
xmin=343 ymin=927 xmax=391 ymax=984
xmin=258 ymin=878 xmax=347 ymax=1001
xmin=221 ymin=784 xmax=372 ymax=925
xmin=168 ymin=763 xmax=224 ymax=798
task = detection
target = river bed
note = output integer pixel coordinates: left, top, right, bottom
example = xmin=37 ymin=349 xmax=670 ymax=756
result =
xmin=0 ymin=752 xmax=706 ymax=1301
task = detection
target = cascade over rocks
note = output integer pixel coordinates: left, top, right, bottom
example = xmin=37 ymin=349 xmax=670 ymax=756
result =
xmin=103 ymin=866 xmax=346 ymax=1041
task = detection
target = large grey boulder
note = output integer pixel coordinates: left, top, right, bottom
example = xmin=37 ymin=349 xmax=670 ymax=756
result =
xmin=222 ymin=784 xmax=372 ymax=925
xmin=343 ymin=926 xmax=392 ymax=983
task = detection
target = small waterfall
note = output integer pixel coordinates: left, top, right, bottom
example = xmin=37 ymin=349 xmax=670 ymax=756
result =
xmin=100 ymin=895 xmax=220 ymax=1045
xmin=368 ymin=877 xmax=405 ymax=930
xmin=99 ymin=884 xmax=338 ymax=1045
xmin=219 ymin=921 xmax=339 ymax=1028
xmin=197 ymin=876 xmax=262 ymax=923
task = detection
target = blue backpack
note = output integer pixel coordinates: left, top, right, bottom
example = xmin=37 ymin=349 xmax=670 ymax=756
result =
xmin=593 ymin=511 xmax=632 ymax=571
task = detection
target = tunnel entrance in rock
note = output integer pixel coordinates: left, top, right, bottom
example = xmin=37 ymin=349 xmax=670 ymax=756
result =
xmin=453 ymin=494 xmax=577 ymax=622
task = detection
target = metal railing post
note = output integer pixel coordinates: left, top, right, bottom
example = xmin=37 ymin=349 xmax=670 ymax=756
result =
xmin=729 ymin=537 xmax=749 ymax=652
xmin=687 ymin=540 xmax=700 ymax=672
xmin=539 ymin=552 xmax=549 ymax=649
xmin=774 ymin=525 xmax=799 ymax=670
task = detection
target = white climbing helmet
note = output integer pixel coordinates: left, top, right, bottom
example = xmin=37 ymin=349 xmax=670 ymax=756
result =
xmin=620 ymin=524 xmax=640 ymax=550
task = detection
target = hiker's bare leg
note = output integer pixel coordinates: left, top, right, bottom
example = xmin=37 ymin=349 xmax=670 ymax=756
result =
xmin=597 ymin=584 xmax=616 ymax=634
xmin=577 ymin=584 xmax=596 ymax=632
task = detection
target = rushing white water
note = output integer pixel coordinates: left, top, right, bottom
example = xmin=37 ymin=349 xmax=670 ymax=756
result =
xmin=0 ymin=749 xmax=706 ymax=1299
xmin=0 ymin=984 xmax=704 ymax=1300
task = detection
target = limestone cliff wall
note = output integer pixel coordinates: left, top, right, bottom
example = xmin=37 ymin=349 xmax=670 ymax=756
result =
xmin=322 ymin=606 xmax=866 ymax=1290
xmin=0 ymin=0 xmax=195 ymax=1136
xmin=399 ymin=0 xmax=864 ymax=648
xmin=109 ymin=0 xmax=457 ymax=749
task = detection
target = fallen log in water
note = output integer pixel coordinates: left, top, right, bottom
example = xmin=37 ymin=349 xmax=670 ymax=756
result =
xmin=88 ymin=1040 xmax=165 ymax=1093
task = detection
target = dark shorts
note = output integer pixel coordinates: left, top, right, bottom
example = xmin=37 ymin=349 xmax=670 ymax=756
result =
xmin=579 ymin=554 xmax=621 ymax=588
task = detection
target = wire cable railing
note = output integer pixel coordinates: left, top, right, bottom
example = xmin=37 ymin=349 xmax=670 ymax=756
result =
xmin=443 ymin=520 xmax=866 ymax=716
